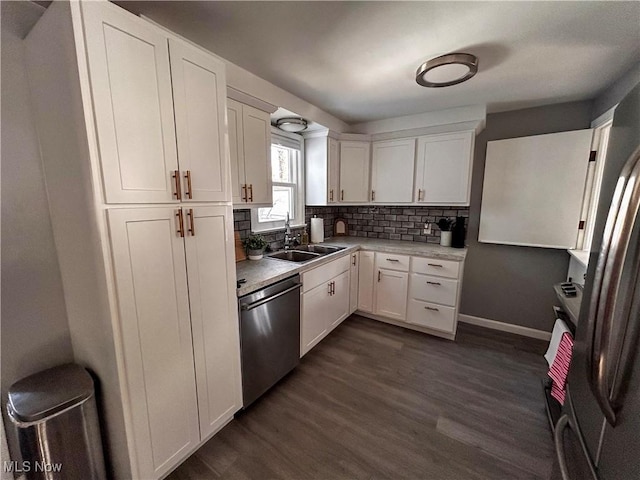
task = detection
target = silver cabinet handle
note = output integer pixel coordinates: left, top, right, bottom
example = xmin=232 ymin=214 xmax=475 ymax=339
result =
xmin=427 ymin=263 xmax=443 ymax=267
xmin=386 ymin=258 xmax=400 ymax=262
xmin=424 ymin=306 xmax=439 ymax=312
xmin=240 ymin=283 xmax=302 ymax=311
xmin=426 ymin=281 xmax=441 ymax=286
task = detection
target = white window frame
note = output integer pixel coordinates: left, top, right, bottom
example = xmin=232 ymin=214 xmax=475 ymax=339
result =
xmin=574 ymin=106 xmax=615 ymax=252
xmin=251 ymin=129 xmax=305 ymax=232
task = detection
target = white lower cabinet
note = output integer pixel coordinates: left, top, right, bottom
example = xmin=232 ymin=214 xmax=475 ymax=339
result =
xmin=374 ymin=269 xmax=408 ymax=321
xmin=351 ymin=249 xmax=465 ymax=340
xmin=349 ymin=252 xmax=359 ymax=314
xmin=407 ymin=299 xmax=456 ymax=333
xmin=357 ymin=251 xmax=375 ymax=312
xmin=301 ymin=257 xmax=350 ymax=356
xmin=406 ymin=257 xmax=463 ymax=338
xmin=108 ymin=206 xmax=241 ymax=478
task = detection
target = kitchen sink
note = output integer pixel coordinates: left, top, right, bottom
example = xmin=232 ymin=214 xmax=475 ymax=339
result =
xmin=267 ymin=245 xmax=346 ymax=263
xmin=294 ymin=245 xmax=345 ymax=254
xmin=268 ymin=250 xmax=321 ymax=262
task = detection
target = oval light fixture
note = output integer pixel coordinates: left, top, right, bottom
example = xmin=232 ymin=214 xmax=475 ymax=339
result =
xmin=416 ymin=53 xmax=478 ymax=88
xmin=275 ymin=117 xmax=308 ymax=133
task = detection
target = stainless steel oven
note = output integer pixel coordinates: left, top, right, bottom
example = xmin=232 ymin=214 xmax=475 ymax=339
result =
xmin=238 ymin=275 xmax=301 ymax=407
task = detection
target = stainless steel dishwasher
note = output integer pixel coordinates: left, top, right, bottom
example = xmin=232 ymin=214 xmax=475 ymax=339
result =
xmin=238 ymin=275 xmax=301 ymax=407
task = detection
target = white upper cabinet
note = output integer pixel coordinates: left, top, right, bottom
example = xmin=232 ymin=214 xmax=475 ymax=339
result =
xmin=305 ymin=134 xmax=339 ymax=205
xmin=415 ymin=131 xmax=474 ymax=205
xmin=371 ymin=139 xmax=416 ymax=203
xmin=328 ymin=138 xmax=340 ymax=203
xmin=169 ymin=40 xmax=229 ymax=202
xmin=227 ymin=99 xmax=272 ymax=206
xmin=242 ymin=105 xmax=272 ymax=205
xmin=340 ymin=141 xmax=371 ymax=202
xmin=83 ymin=2 xmax=230 ymax=204
xmin=83 ymin=3 xmax=179 ymax=203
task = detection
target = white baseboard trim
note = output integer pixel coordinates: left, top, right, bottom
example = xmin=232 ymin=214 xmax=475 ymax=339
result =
xmin=458 ymin=314 xmax=551 ymax=341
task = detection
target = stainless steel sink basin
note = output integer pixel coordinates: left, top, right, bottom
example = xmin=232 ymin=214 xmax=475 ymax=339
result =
xmin=268 ymin=250 xmax=321 ymax=262
xmin=294 ymin=245 xmax=346 ymax=254
xmin=267 ymin=245 xmax=346 ymax=263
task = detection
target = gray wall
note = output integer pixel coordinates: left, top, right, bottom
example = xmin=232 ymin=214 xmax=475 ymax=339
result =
xmin=1 ymin=0 xmax=73 ymax=461
xmin=592 ymin=61 xmax=640 ymax=120
xmin=460 ymin=101 xmax=593 ymax=331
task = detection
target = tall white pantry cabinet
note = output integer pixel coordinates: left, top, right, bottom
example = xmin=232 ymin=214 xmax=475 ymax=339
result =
xmin=24 ymin=2 xmax=242 ymax=479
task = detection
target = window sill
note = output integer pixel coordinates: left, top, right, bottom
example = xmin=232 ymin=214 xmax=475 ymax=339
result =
xmin=567 ymin=249 xmax=589 ymax=268
xmin=251 ymin=224 xmax=306 ymax=234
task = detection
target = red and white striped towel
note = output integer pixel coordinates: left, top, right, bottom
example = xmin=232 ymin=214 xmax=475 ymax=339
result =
xmin=548 ymin=331 xmax=574 ymax=405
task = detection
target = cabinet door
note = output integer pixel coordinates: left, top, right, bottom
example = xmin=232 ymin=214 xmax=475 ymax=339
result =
xmin=328 ymin=270 xmax=351 ymax=330
xmin=415 ymin=131 xmax=474 ymax=205
xmin=108 ymin=208 xmax=200 ymax=479
xmin=301 ymin=281 xmax=332 ymax=356
xmin=328 ymin=138 xmax=340 ymax=203
xmin=183 ymin=206 xmax=242 ymax=438
xmin=375 ymin=269 xmax=409 ymax=321
xmin=83 ymin=2 xmax=179 ymax=204
xmin=358 ymin=251 xmax=375 ymax=312
xmin=169 ymin=40 xmax=229 ymax=202
xmin=407 ymin=299 xmax=456 ymax=333
xmin=371 ymin=139 xmax=415 ymax=203
xmin=349 ymin=252 xmax=359 ymax=314
xmin=242 ymin=105 xmax=272 ymax=205
xmin=227 ymin=99 xmax=246 ymax=204
xmin=339 ymin=141 xmax=370 ymax=202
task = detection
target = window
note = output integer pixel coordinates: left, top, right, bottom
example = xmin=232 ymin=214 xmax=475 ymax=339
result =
xmin=251 ymin=132 xmax=304 ymax=232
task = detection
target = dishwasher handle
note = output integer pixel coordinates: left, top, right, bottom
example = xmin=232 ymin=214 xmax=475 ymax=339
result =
xmin=240 ymin=283 xmax=302 ymax=311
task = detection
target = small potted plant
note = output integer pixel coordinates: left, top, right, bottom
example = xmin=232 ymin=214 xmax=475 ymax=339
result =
xmin=243 ymin=234 xmax=269 ymax=260
xmin=437 ymin=217 xmax=454 ymax=247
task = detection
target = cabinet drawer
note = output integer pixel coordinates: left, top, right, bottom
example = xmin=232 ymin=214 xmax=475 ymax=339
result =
xmin=375 ymin=252 xmax=410 ymax=272
xmin=407 ymin=299 xmax=456 ymax=333
xmin=409 ymin=273 xmax=458 ymax=306
xmin=411 ymin=257 xmax=460 ymax=278
xmin=302 ymin=254 xmax=350 ymax=293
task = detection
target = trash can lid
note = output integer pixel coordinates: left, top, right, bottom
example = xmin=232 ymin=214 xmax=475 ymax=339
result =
xmin=7 ymin=364 xmax=95 ymax=423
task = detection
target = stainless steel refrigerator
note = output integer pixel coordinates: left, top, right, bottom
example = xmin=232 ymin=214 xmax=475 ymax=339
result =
xmin=553 ymin=83 xmax=640 ymax=479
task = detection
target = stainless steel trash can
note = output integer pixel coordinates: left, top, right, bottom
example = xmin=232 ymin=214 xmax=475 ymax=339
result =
xmin=6 ymin=364 xmax=107 ymax=479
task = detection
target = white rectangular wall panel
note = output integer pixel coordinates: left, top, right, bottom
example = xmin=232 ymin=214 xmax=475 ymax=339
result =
xmin=479 ymin=129 xmax=593 ymax=248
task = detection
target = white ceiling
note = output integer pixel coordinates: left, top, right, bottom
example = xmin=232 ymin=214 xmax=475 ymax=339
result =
xmin=117 ymin=1 xmax=640 ymax=125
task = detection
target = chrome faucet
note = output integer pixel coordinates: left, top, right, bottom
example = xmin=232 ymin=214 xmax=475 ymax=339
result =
xmin=283 ymin=213 xmax=299 ymax=250
xmin=284 ymin=212 xmax=293 ymax=250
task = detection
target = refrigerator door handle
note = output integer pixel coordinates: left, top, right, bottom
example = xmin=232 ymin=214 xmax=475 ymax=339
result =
xmin=587 ymin=148 xmax=640 ymax=426
xmin=607 ymin=151 xmax=640 ymax=409
xmin=554 ymin=415 xmax=572 ymax=480
xmin=554 ymin=414 xmax=599 ymax=480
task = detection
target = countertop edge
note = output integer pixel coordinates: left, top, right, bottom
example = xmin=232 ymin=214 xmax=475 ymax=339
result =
xmin=236 ymin=239 xmax=467 ymax=297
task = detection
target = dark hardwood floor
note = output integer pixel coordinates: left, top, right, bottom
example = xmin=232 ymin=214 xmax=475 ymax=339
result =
xmin=168 ymin=316 xmax=554 ymax=480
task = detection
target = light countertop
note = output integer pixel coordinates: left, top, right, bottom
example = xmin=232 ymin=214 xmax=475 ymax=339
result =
xmin=236 ymin=237 xmax=467 ymax=297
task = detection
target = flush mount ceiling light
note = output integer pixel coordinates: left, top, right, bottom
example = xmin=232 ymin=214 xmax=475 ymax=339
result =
xmin=275 ymin=117 xmax=308 ymax=133
xmin=416 ymin=53 xmax=478 ymax=88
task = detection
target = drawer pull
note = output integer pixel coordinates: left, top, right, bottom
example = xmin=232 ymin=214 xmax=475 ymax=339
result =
xmin=427 ymin=263 xmax=443 ymax=267
xmin=425 ymin=306 xmax=439 ymax=312
xmin=426 ymin=281 xmax=441 ymax=286
xmin=352 ymin=254 xmax=357 ymax=266
xmin=386 ymin=258 xmax=400 ymax=262
xmin=378 ymin=270 xmax=381 ymax=282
